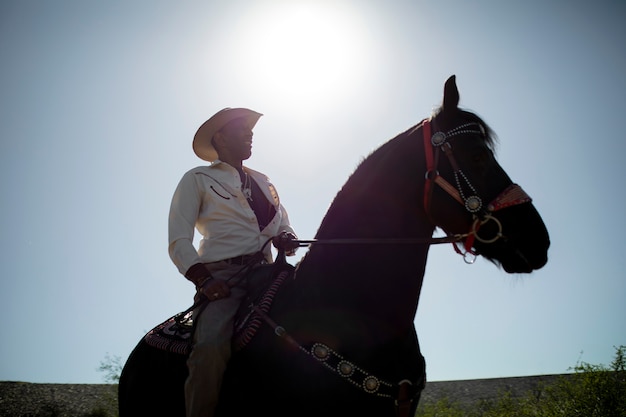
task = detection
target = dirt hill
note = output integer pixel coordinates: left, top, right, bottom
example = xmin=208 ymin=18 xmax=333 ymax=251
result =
xmin=0 ymin=374 xmax=570 ymax=416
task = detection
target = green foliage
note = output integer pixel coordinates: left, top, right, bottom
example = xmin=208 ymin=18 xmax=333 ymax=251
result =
xmin=415 ymin=345 xmax=626 ymax=417
xmin=86 ymin=354 xmax=123 ymax=416
xmin=97 ymin=353 xmax=123 ymax=384
xmin=415 ymin=396 xmax=465 ymax=417
xmin=542 ymin=345 xmax=626 ymax=417
xmin=86 ymin=385 xmax=119 ymax=417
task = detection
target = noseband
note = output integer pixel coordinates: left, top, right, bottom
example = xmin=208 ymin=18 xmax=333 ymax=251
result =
xmin=422 ymin=119 xmax=532 ymax=260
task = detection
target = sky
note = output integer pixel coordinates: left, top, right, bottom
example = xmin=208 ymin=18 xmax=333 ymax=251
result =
xmin=0 ymin=0 xmax=624 ymax=384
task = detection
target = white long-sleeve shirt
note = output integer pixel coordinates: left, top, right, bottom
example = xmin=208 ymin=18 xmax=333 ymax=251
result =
xmin=168 ymin=160 xmax=295 ymax=275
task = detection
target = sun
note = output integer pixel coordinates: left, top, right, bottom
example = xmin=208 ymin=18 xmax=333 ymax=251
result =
xmin=231 ymin=2 xmax=372 ymax=108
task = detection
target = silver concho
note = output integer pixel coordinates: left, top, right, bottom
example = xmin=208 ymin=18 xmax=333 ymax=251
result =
xmin=465 ymin=196 xmax=483 ymax=213
xmin=363 ymin=376 xmax=380 ymax=393
xmin=312 ymin=343 xmax=330 ymax=361
xmin=431 ymin=131 xmax=447 ymax=146
xmin=337 ymin=360 xmax=355 ymax=377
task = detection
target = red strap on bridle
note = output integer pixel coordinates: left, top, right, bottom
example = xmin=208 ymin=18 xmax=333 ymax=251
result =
xmin=422 ymin=119 xmax=434 ymax=213
xmin=488 ymin=183 xmax=532 ymax=212
xmin=422 ymin=119 xmax=533 ymax=258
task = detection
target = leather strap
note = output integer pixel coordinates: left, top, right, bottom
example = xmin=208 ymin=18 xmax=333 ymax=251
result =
xmin=395 ymin=380 xmax=415 ymax=417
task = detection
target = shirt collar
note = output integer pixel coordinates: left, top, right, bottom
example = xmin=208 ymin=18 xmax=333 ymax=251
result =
xmin=210 ymin=159 xmax=248 ymax=172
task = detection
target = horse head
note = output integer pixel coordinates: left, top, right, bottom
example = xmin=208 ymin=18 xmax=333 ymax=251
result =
xmin=425 ymin=75 xmax=550 ymax=273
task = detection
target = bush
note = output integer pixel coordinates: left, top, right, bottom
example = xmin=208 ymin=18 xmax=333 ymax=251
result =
xmin=98 ymin=353 xmax=123 ymax=384
xmin=534 ymin=345 xmax=626 ymax=417
xmin=415 ymin=396 xmax=465 ymax=417
xmin=415 ymin=345 xmax=626 ymax=417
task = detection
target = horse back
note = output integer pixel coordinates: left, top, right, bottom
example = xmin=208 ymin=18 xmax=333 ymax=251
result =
xmin=118 ymin=338 xmax=188 ymax=417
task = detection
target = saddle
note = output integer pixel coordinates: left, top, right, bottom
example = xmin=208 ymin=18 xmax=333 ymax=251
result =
xmin=144 ymin=261 xmax=295 ymax=355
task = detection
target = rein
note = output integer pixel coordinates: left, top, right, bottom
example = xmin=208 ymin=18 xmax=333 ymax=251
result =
xmin=294 ymin=235 xmax=467 ymax=247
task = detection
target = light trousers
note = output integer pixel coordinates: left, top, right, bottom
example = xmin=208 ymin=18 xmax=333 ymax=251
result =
xmin=184 ymin=262 xmax=249 ymax=417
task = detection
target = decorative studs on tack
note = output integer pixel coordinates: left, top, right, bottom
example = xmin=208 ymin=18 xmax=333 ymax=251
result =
xmin=363 ymin=376 xmax=381 ymax=393
xmin=464 ymin=195 xmax=483 ymax=213
xmin=431 ymin=131 xmax=447 ymax=147
xmin=338 ymin=360 xmax=355 ymax=377
xmin=305 ymin=342 xmax=391 ymax=397
xmin=312 ymin=343 xmax=330 ymax=361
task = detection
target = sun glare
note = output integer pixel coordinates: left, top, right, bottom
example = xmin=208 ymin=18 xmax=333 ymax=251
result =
xmin=233 ymin=3 xmax=371 ymax=108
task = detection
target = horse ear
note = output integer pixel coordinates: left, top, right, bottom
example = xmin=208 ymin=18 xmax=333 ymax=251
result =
xmin=443 ymin=75 xmax=459 ymax=111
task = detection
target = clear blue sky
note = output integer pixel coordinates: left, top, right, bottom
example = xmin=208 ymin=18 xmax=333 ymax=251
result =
xmin=1 ymin=0 xmax=624 ymax=384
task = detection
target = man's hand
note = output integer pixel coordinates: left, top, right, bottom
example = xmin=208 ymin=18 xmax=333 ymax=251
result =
xmin=199 ymin=278 xmax=231 ymax=301
xmin=272 ymin=231 xmax=299 ymax=254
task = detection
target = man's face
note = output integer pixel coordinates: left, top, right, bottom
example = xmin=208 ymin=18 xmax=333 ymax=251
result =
xmin=216 ymin=117 xmax=254 ymax=160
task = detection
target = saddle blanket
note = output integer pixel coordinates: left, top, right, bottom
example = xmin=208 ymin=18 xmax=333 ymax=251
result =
xmin=144 ymin=264 xmax=294 ymax=355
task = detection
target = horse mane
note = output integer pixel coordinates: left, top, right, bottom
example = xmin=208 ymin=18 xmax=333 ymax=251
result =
xmin=329 ymin=107 xmax=497 ymax=206
xmin=350 ymin=123 xmax=423 ymax=180
xmin=351 ymin=106 xmax=498 ymax=181
xmin=312 ymin=121 xmax=427 ymax=240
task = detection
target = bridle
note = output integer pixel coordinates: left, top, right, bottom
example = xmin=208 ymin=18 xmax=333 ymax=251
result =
xmin=422 ymin=118 xmax=532 ymax=261
xmin=297 ymin=119 xmax=533 ymax=262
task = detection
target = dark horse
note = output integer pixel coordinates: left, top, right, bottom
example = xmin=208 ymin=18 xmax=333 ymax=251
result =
xmin=119 ymin=76 xmax=549 ymax=416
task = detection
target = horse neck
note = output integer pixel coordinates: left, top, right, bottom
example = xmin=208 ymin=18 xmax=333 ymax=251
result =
xmin=295 ymin=127 xmax=435 ymax=328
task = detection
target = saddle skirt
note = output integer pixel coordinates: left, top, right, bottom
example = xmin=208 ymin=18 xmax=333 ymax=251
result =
xmin=144 ymin=262 xmax=295 ymax=355
xmin=144 ymin=309 xmax=195 ymax=355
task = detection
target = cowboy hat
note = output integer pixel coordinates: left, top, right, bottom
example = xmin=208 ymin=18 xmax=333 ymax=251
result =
xmin=192 ymin=107 xmax=263 ymax=161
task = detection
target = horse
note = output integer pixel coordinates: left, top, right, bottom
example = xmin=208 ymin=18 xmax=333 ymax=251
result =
xmin=118 ymin=75 xmax=550 ymax=417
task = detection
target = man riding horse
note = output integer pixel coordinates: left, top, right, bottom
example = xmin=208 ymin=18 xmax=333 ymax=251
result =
xmin=168 ymin=107 xmax=298 ymax=417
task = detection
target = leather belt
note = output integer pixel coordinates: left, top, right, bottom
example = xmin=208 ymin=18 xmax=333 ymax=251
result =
xmin=210 ymin=254 xmax=260 ymax=265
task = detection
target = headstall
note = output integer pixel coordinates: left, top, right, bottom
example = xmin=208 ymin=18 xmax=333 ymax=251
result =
xmin=422 ymin=119 xmax=532 ymax=261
